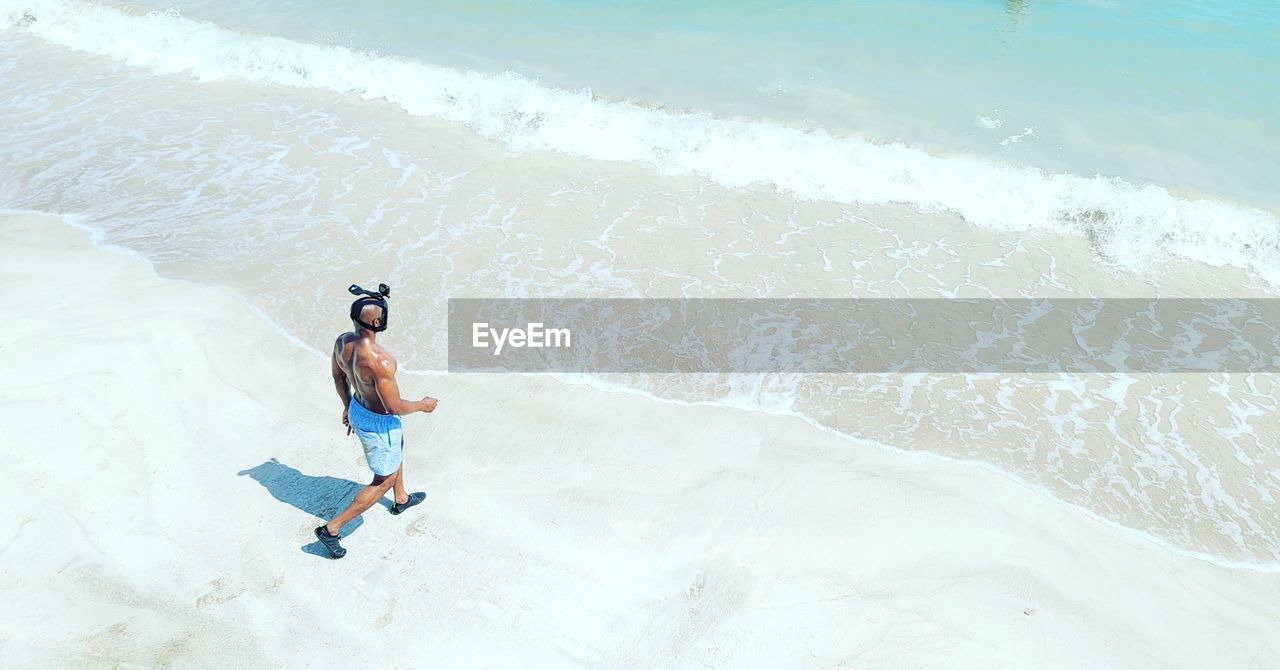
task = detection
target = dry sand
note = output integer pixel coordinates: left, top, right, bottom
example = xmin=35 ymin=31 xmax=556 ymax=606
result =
xmin=1 ymin=211 xmax=1278 ymax=667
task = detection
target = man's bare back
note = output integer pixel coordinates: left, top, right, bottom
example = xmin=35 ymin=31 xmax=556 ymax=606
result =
xmin=331 ymin=331 xmax=437 ymax=418
xmin=334 ymin=332 xmax=397 ymax=415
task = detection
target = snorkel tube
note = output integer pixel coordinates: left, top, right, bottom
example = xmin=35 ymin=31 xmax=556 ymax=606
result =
xmin=349 ymin=283 xmax=392 ymax=332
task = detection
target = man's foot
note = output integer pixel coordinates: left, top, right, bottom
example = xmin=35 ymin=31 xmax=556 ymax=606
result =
xmin=314 ymin=525 xmax=347 ymax=559
xmin=390 ymin=492 xmax=426 ymax=516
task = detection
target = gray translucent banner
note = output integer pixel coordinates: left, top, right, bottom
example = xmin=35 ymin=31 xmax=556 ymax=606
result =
xmin=447 ymin=299 xmax=1280 ymax=373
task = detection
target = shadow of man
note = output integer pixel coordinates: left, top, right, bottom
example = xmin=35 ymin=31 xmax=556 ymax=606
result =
xmin=238 ymin=458 xmax=389 ymax=557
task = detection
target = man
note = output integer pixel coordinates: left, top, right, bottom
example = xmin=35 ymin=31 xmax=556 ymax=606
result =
xmin=314 ymin=289 xmax=437 ymax=559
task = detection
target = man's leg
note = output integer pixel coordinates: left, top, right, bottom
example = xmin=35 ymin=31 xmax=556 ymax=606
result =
xmin=326 ymin=471 xmax=397 ymax=535
xmin=391 ymin=462 xmax=408 ymax=506
xmin=386 ymin=440 xmax=425 ymax=516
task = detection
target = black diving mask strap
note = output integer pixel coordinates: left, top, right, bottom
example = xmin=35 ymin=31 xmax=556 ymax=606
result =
xmin=351 ymin=297 xmax=389 ymax=332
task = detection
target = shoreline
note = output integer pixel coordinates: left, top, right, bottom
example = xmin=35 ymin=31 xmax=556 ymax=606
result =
xmin=24 ymin=202 xmax=1278 ymax=572
xmin=4 ymin=211 xmax=1278 ymax=665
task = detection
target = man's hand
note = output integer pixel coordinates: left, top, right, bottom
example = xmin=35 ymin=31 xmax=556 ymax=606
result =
xmin=342 ymin=407 xmax=352 ymax=435
xmin=421 ymin=396 xmax=438 ymax=413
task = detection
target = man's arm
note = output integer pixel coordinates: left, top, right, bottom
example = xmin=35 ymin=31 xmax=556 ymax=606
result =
xmin=331 ymin=338 xmax=352 ymax=408
xmin=332 ymin=339 xmax=355 ymax=435
xmin=372 ymin=355 xmax=437 ymax=415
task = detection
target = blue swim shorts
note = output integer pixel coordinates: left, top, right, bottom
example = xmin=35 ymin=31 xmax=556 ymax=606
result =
xmin=348 ymin=398 xmax=403 ymax=476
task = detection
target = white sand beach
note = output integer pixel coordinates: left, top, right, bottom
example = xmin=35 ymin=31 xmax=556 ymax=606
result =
xmin=3 ymin=212 xmax=1278 ymax=667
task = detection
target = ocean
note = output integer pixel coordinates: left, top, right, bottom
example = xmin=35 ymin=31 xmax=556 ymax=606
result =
xmin=116 ymin=0 xmax=1280 ymax=213
xmin=1 ymin=0 xmax=1277 ymax=566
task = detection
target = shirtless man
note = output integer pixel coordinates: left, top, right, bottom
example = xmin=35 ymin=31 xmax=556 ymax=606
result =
xmin=314 ymin=291 xmax=437 ymax=559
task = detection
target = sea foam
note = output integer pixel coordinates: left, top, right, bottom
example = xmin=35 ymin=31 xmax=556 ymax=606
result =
xmin=4 ymin=0 xmax=1279 ymax=286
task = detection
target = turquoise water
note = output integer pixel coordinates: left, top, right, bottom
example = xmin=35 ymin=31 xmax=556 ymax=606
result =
xmin=127 ymin=0 xmax=1280 ymax=210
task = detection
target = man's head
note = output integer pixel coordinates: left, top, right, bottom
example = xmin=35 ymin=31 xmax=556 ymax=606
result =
xmin=352 ymin=300 xmax=387 ymax=332
xmin=348 ymin=283 xmax=392 ymax=332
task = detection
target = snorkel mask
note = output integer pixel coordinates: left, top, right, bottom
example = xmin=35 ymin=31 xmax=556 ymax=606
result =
xmin=349 ymin=283 xmax=392 ymax=332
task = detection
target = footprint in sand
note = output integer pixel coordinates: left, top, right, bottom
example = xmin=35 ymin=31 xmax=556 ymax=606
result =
xmin=375 ymin=599 xmax=396 ymax=629
xmin=406 ymin=516 xmax=433 ymax=537
xmin=684 ymin=570 xmax=706 ymax=600
xmin=195 ymin=579 xmax=246 ymax=608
